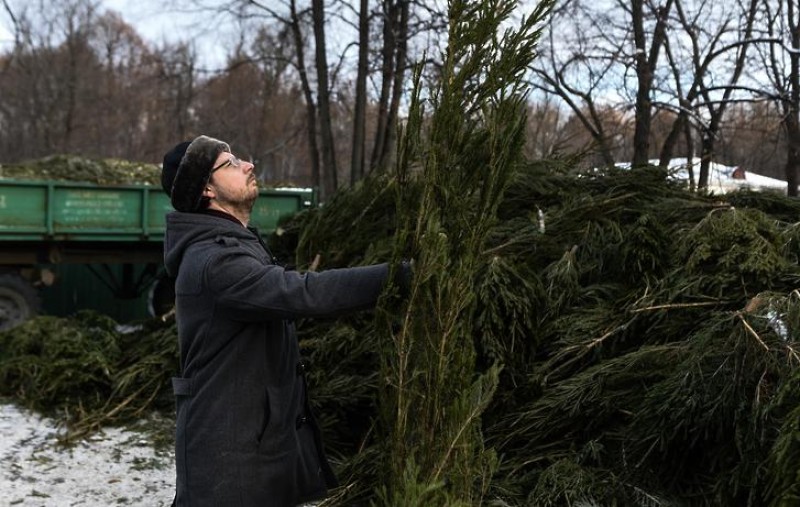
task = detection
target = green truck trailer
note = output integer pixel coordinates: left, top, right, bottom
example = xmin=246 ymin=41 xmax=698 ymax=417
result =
xmin=0 ymin=178 xmax=314 ymax=330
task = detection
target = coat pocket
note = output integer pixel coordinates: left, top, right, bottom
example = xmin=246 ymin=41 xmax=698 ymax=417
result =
xmin=256 ymin=388 xmax=272 ymax=444
xmin=257 ymin=386 xmax=296 ymax=452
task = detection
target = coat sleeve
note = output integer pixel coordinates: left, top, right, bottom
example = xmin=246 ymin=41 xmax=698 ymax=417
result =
xmin=205 ymin=249 xmax=389 ymax=321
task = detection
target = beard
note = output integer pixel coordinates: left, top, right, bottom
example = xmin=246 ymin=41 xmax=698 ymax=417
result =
xmin=215 ymin=179 xmax=259 ymax=216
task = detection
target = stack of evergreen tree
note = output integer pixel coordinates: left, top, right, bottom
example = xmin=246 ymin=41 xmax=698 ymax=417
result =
xmin=0 ymin=312 xmax=177 ymax=443
xmin=0 ymin=154 xmax=161 ymax=185
xmin=274 ymin=0 xmax=800 ymax=503
xmin=280 ymin=157 xmax=800 ymax=506
xmin=1 ymin=0 xmax=799 ymax=504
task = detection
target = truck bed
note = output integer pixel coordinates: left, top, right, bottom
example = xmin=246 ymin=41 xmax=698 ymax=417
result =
xmin=0 ymin=178 xmax=313 ymax=241
xmin=0 ymin=178 xmax=314 ymax=263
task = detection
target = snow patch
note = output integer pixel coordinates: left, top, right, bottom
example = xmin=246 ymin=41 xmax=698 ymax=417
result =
xmin=617 ymin=157 xmax=790 ymax=194
xmin=0 ymin=403 xmax=174 ymax=506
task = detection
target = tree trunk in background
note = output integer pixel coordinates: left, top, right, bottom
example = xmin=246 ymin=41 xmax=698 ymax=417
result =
xmin=312 ymin=0 xmax=337 ymax=200
xmin=684 ymin=112 xmax=696 ymax=189
xmin=785 ymin=0 xmax=800 ymax=196
xmin=658 ymin=106 xmax=687 ymax=168
xmin=351 ymin=0 xmax=369 ymax=186
xmin=373 ymin=0 xmax=409 ymax=173
xmin=290 ymin=0 xmax=321 ymax=196
xmin=370 ymin=0 xmax=396 ymax=174
xmin=631 ymin=0 xmax=673 ymax=167
xmin=631 ymin=0 xmax=650 ymax=167
xmin=168 ymin=47 xmax=196 ymax=144
xmin=698 ymin=134 xmax=713 ymax=190
xmin=62 ymin=23 xmax=81 ymax=153
xmin=785 ymin=117 xmax=800 ymax=196
xmin=695 ymin=0 xmax=758 ymax=190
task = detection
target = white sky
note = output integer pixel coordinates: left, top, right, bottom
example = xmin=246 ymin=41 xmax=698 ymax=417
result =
xmin=0 ymin=20 xmax=11 ymax=46
xmin=0 ymin=0 xmax=232 ymax=69
xmin=102 ymin=0 xmax=233 ymax=69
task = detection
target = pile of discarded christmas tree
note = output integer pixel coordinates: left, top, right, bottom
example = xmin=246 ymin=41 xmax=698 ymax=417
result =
xmin=275 ymin=162 xmax=800 ymax=507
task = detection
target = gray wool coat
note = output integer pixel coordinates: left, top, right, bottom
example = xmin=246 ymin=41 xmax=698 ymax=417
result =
xmin=164 ymin=211 xmax=389 ymax=507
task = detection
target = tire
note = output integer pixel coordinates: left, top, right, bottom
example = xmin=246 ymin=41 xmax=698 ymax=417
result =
xmin=0 ymin=273 xmax=40 ymax=331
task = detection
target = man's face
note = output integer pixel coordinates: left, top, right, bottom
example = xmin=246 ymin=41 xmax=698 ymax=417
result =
xmin=207 ymin=152 xmax=259 ymax=211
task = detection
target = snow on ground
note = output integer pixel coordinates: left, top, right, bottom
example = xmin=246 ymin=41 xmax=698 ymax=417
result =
xmin=0 ymin=403 xmax=175 ymax=506
xmin=616 ymin=157 xmax=790 ymax=194
xmin=664 ymin=157 xmax=787 ymax=193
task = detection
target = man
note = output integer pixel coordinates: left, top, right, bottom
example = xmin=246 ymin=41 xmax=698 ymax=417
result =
xmin=161 ymin=135 xmax=402 ymax=506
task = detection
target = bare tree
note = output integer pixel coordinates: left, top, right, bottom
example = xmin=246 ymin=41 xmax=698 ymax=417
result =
xmin=530 ymin=0 xmax=675 ymax=168
xmin=751 ymin=0 xmax=800 ymax=195
xmin=656 ymin=0 xmax=759 ymax=189
xmin=312 ymin=0 xmax=338 ymax=199
xmin=0 ymin=0 xmax=101 ymax=158
xmin=171 ymin=0 xmax=446 ymax=198
xmin=88 ymin=10 xmax=154 ymax=158
xmin=154 ymin=42 xmax=199 ymax=147
xmin=629 ymin=0 xmax=674 ymax=166
xmin=719 ymin=101 xmax=786 ymax=179
xmin=530 ymin=0 xmax=619 ymax=166
xmin=285 ymin=0 xmax=323 ymax=193
xmin=784 ymin=0 xmax=800 ymax=196
xmin=350 ymin=0 xmax=369 ymax=184
xmin=523 ymin=94 xmax=571 ymax=159
xmin=694 ymin=0 xmax=759 ymax=189
xmin=247 ymin=27 xmax=308 ymax=183
xmin=369 ymin=0 xmax=410 ymax=174
xmin=0 ymin=0 xmax=21 ymax=67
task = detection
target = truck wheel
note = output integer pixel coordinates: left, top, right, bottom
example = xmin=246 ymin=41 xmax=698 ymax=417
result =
xmin=148 ymin=276 xmax=175 ymax=318
xmin=0 ymin=273 xmax=40 ymax=331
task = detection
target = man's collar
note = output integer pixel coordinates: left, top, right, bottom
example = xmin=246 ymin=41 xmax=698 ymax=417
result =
xmin=200 ymin=208 xmax=245 ymax=226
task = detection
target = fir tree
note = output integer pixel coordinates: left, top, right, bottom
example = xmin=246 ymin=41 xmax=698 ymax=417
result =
xmin=374 ymin=0 xmax=554 ymax=504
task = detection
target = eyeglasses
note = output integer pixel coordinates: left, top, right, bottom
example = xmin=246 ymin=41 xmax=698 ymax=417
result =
xmin=211 ymin=155 xmax=242 ymax=173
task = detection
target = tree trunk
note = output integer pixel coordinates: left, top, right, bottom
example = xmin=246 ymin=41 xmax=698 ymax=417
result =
xmin=785 ymin=0 xmax=800 ymax=196
xmin=658 ymin=105 xmax=688 ymax=168
xmin=698 ymin=134 xmax=713 ymax=190
xmin=62 ymin=39 xmax=78 ymax=152
xmin=373 ymin=0 xmax=409 ymax=172
xmin=166 ymin=46 xmax=196 ymax=143
xmin=631 ymin=0 xmax=652 ymax=167
xmin=684 ymin=113 xmax=696 ymax=190
xmin=350 ymin=0 xmax=369 ymax=185
xmin=290 ymin=0 xmax=321 ymax=197
xmin=695 ymin=0 xmax=758 ymax=188
xmin=370 ymin=0 xmax=397 ymax=173
xmin=312 ymin=0 xmax=337 ymax=200
xmin=631 ymin=0 xmax=673 ymax=167
xmin=785 ymin=117 xmax=800 ymax=196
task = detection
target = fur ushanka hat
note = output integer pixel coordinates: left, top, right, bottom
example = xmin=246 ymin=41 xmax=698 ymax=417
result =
xmin=161 ymin=140 xmax=190 ymax=196
xmin=165 ymin=135 xmax=230 ymax=212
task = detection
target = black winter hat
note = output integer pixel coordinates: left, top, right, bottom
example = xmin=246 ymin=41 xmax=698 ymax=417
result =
xmin=169 ymin=135 xmax=230 ymax=212
xmin=161 ymin=140 xmax=191 ymax=196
